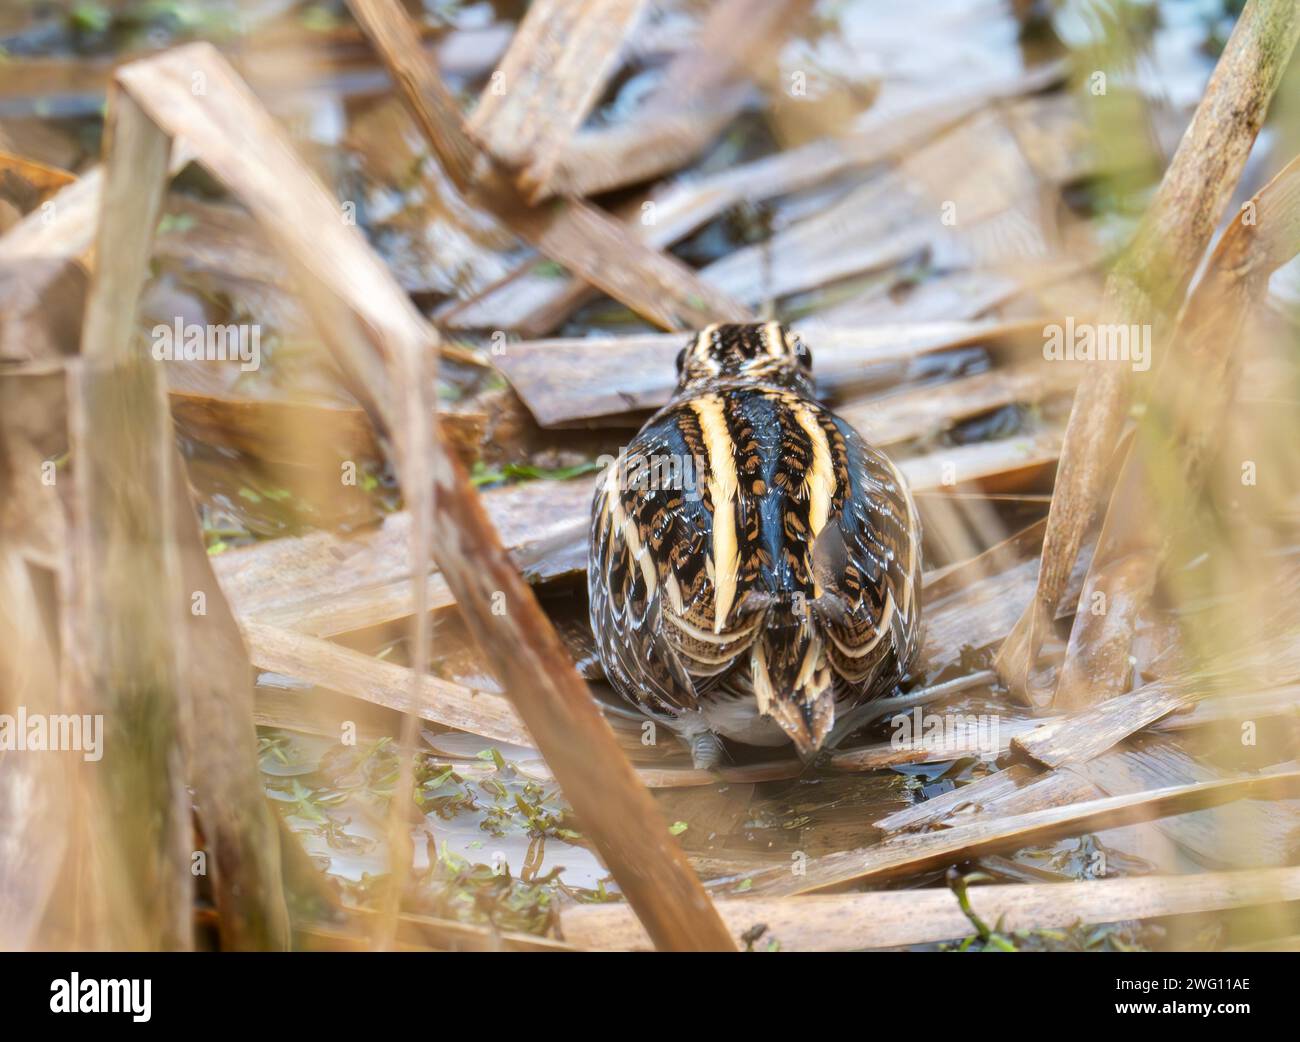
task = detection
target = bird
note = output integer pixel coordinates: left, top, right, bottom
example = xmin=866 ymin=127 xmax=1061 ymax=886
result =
xmin=588 ymin=322 xmax=923 ymax=768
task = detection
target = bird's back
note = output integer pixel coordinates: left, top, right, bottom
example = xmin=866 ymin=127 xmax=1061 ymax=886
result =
xmin=589 ymin=378 xmax=922 ymax=756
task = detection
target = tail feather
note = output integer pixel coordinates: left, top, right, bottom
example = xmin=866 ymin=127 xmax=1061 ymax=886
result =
xmin=751 ymin=613 xmax=835 ymax=756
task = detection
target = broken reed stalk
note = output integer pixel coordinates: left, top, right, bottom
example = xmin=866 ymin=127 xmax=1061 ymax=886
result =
xmin=995 ymin=0 xmax=1300 ymax=703
xmin=490 ymin=319 xmax=1030 ymax=427
xmin=873 ymin=682 xmax=1300 ymax=835
xmin=0 ymin=150 xmax=76 ymax=201
xmin=526 ymin=0 xmax=808 ymax=203
xmin=0 ymin=139 xmax=200 ymax=363
xmin=0 ymin=160 xmax=478 ymax=369
xmin=114 ymin=43 xmax=734 ymax=952
xmin=0 ymin=547 xmax=70 ymax=948
xmin=167 ymin=461 xmax=292 ymax=950
xmin=312 ymin=906 xmax=579 ymax=952
xmin=444 ymin=64 xmax=1062 ymax=335
xmin=562 ymin=866 xmax=1300 ymax=951
xmin=1010 ymin=679 xmax=1195 ymax=767
xmin=67 ymin=86 xmax=192 ymax=949
xmin=376 ymin=298 xmax=434 ymax=951
xmin=467 ymin=0 xmax=649 ymax=179
xmin=745 ymin=767 xmax=1300 ymax=896
xmin=345 ymin=0 xmax=751 ymax=332
xmin=838 ymin=358 xmax=1080 ymax=449
xmin=239 ymin=622 xmax=531 ymax=747
xmin=1054 ymin=153 xmax=1300 ymax=709
xmin=230 ymin=425 xmax=1064 ymax=650
xmin=0 ymin=371 xmax=80 ymax=945
xmin=76 ymin=83 xmax=291 ymax=951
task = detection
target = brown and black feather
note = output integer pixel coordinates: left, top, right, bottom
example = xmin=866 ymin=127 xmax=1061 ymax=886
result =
xmin=588 ymin=323 xmax=923 ymax=764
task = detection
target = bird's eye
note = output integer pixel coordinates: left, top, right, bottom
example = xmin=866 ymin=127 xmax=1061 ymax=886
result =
xmin=675 ymin=347 xmax=688 ymax=374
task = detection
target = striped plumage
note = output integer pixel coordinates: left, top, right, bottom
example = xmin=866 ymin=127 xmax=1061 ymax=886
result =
xmin=588 ymin=323 xmax=922 ymax=766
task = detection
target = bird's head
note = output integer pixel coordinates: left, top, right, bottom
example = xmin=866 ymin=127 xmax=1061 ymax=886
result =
xmin=674 ymin=322 xmax=814 ymax=395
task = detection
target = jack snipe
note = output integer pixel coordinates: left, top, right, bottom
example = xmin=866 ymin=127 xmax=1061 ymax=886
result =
xmin=589 ymin=323 xmax=923 ymax=767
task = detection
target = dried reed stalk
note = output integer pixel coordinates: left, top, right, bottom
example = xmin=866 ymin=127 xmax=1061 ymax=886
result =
xmin=346 ymin=0 xmax=750 ymax=331
xmin=114 ymin=43 xmax=734 ymax=951
xmin=746 ymin=768 xmax=1300 ymax=896
xmin=493 ymin=320 xmax=1028 ymax=427
xmin=1053 ymin=153 xmax=1300 ymax=709
xmin=995 ymin=0 xmax=1300 ymax=702
xmin=563 ymin=866 xmax=1300 ymax=951
xmin=526 ymin=0 xmax=808 ymax=202
xmin=66 ymin=80 xmax=292 ymax=951
xmin=65 ymin=87 xmax=192 ymax=949
xmin=0 ymin=547 xmax=69 ymax=948
xmin=468 ymin=0 xmax=648 ymax=179
xmin=241 ymin=622 xmax=530 ymax=747
xmin=443 ymin=64 xmax=1062 ymax=335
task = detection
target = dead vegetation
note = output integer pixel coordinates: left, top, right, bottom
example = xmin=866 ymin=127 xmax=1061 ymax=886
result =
xmin=1 ymin=0 xmax=1299 ymax=953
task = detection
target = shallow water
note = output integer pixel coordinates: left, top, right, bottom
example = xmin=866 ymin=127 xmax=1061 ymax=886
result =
xmin=5 ymin=0 xmax=1286 ymax=947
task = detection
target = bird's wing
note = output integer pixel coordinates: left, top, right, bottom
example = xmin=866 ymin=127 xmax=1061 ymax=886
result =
xmin=588 ymin=398 xmax=777 ymax=716
xmin=811 ymin=416 xmax=924 ymax=689
xmin=588 ymin=444 xmax=702 ymax=718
